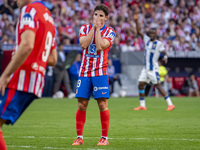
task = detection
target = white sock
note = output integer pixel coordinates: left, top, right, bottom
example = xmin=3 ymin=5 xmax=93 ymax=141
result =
xmin=140 ymin=100 xmax=146 ymax=107
xmin=165 ymin=96 xmax=173 ymax=106
xmin=77 ymin=136 xmax=83 ymax=139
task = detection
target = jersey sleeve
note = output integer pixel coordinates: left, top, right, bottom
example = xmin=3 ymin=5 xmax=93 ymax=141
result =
xmin=103 ymin=28 xmax=116 ymax=45
xmin=19 ymin=5 xmax=38 ymax=35
xmin=51 ymin=34 xmax=57 ymax=50
xmin=159 ymin=42 xmax=165 ymax=52
xmin=79 ymin=25 xmax=87 ymax=37
xmin=143 ymin=34 xmax=150 ymax=44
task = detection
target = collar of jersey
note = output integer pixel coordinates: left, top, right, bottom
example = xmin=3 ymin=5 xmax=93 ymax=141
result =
xmin=91 ymin=24 xmax=106 ymax=31
xmin=32 ymin=1 xmax=46 ymax=7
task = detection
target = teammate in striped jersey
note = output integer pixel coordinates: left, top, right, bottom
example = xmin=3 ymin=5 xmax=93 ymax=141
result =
xmin=133 ymin=14 xmax=175 ymax=111
xmin=72 ymin=4 xmax=115 ymax=146
xmin=0 ymin=1 xmax=57 ymax=149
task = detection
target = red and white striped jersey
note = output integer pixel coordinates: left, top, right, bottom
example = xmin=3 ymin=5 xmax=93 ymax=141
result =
xmin=79 ymin=24 xmax=115 ymax=77
xmin=7 ymin=1 xmax=56 ymax=97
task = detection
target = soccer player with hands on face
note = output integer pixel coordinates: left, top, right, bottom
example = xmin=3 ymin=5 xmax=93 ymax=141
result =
xmin=72 ymin=4 xmax=116 ymax=146
xmin=133 ymin=13 xmax=175 ymax=111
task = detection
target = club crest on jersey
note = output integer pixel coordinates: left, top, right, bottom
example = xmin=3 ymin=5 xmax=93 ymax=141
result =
xmin=21 ymin=13 xmax=34 ymax=28
xmin=89 ymin=44 xmax=96 ymax=54
xmin=152 ymin=41 xmax=157 ymax=50
xmin=107 ymin=31 xmax=116 ymax=39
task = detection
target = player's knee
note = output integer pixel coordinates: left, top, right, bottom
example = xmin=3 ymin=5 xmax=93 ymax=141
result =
xmin=98 ymin=101 xmax=107 ymax=111
xmin=138 ymin=84 xmax=144 ymax=90
xmin=78 ymin=102 xmax=88 ymax=111
xmin=0 ymin=118 xmax=6 ymax=129
xmin=155 ymin=84 xmax=160 ymax=89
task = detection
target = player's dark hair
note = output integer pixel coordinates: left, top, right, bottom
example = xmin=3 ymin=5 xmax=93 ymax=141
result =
xmin=94 ymin=4 xmax=109 ymax=16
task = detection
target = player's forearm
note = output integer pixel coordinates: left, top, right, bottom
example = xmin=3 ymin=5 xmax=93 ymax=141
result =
xmin=80 ymin=27 xmax=95 ymax=49
xmin=135 ymin=21 xmax=143 ymax=38
xmin=95 ymin=29 xmax=105 ymax=51
xmin=47 ymin=49 xmax=57 ymax=66
xmin=1 ymin=43 xmax=33 ymax=78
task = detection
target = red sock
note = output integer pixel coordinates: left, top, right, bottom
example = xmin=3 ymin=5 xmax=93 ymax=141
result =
xmin=100 ymin=110 xmax=110 ymax=137
xmin=0 ymin=131 xmax=7 ymax=150
xmin=76 ymin=109 xmax=86 ymax=136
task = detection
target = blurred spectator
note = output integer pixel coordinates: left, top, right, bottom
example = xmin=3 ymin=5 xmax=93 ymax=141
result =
xmin=0 ymin=34 xmax=9 ymax=45
xmin=58 ymin=20 xmax=76 ymax=44
xmin=53 ymin=43 xmax=75 ymax=99
xmin=108 ymin=59 xmax=122 ymax=95
xmin=195 ymin=41 xmax=200 ymax=51
xmin=121 ymin=39 xmax=135 ymax=52
xmin=109 ymin=36 xmax=121 ymax=59
xmin=43 ymin=66 xmax=54 ymax=97
xmin=0 ymin=0 xmax=14 ymax=16
xmin=68 ymin=53 xmax=81 ymax=93
xmin=4 ymin=24 xmax=15 ymax=41
xmin=188 ymin=72 xmax=199 ymax=97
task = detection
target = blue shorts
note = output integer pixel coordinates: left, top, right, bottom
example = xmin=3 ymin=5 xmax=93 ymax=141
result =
xmin=75 ymin=75 xmax=109 ymax=100
xmin=0 ymin=88 xmax=37 ymax=125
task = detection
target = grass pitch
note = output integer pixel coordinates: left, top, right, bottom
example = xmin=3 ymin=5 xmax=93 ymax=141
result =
xmin=3 ymin=97 xmax=200 ymax=150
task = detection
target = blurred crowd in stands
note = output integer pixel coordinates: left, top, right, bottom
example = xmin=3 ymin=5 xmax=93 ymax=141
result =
xmin=1 ymin=0 xmax=200 ymax=55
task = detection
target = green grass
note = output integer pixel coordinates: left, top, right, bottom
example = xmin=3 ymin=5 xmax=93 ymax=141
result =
xmin=3 ymin=97 xmax=200 ymax=150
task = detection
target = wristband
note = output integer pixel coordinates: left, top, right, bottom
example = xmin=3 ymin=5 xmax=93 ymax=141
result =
xmin=164 ymin=55 xmax=168 ymax=59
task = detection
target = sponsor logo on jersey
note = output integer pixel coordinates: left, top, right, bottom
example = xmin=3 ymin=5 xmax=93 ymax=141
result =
xmin=31 ymin=62 xmax=38 ymax=70
xmin=86 ymin=54 xmax=99 ymax=58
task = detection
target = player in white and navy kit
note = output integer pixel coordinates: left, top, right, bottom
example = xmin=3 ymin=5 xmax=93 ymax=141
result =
xmin=133 ymin=14 xmax=175 ymax=111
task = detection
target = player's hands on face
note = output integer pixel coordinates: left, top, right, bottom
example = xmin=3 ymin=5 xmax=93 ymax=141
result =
xmin=93 ymin=19 xmax=97 ymax=29
xmin=0 ymin=75 xmax=10 ymax=96
xmin=96 ymin=19 xmax=101 ymax=29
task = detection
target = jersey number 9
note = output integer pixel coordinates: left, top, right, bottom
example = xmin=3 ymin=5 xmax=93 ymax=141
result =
xmin=42 ymin=31 xmax=52 ymax=62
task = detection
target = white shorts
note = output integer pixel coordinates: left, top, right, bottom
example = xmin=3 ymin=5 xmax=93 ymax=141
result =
xmin=138 ymin=68 xmax=160 ymax=84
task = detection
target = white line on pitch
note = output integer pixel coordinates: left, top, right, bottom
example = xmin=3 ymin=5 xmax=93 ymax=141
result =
xmin=7 ymin=145 xmax=104 ymax=150
xmin=4 ymin=136 xmax=200 ymax=141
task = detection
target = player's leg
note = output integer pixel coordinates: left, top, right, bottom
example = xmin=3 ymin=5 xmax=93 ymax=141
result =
xmin=134 ymin=68 xmax=148 ymax=110
xmin=0 ymin=88 xmax=37 ymax=150
xmin=155 ymin=83 xmax=175 ymax=111
xmin=109 ymin=78 xmax=114 ymax=94
xmin=0 ymin=119 xmax=7 ymax=150
xmin=149 ymin=71 xmax=175 ymax=111
xmin=134 ymin=82 xmax=147 ymax=110
xmin=92 ymin=75 xmax=110 ymax=145
xmin=73 ymin=77 xmax=92 ymax=145
xmin=63 ymin=70 xmax=75 ymax=98
xmin=96 ymin=98 xmax=109 ymax=145
xmin=53 ymin=70 xmax=64 ymax=94
xmin=72 ymin=98 xmax=89 ymax=145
